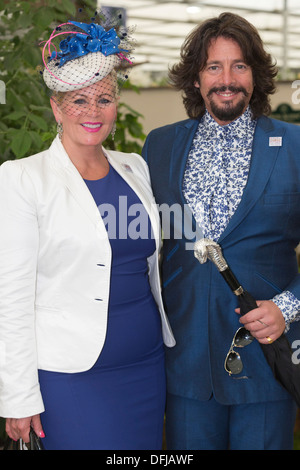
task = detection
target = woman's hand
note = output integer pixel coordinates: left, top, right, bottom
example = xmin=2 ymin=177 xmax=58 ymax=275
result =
xmin=6 ymin=414 xmax=45 ymax=443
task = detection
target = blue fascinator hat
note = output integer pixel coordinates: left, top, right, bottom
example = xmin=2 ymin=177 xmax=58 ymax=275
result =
xmin=42 ymin=20 xmax=133 ymax=92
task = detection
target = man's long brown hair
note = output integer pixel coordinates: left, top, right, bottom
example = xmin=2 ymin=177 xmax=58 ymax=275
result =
xmin=169 ymin=12 xmax=277 ymax=119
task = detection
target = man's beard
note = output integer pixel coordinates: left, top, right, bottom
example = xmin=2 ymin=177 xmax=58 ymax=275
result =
xmin=207 ymin=86 xmax=250 ymax=122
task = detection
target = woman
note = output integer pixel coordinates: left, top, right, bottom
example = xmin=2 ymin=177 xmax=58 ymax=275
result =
xmin=0 ymin=20 xmax=175 ymax=450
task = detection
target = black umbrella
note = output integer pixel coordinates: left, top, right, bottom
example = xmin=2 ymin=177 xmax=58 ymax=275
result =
xmin=194 ymin=238 xmax=300 ymax=407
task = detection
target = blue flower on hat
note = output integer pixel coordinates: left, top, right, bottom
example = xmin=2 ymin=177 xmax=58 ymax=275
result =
xmin=50 ymin=21 xmax=126 ymax=67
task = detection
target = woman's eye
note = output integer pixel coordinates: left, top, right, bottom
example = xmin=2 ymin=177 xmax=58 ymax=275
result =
xmin=99 ymin=98 xmax=111 ymax=105
xmin=73 ymin=98 xmax=86 ymax=105
xmin=98 ymin=96 xmax=114 ymax=106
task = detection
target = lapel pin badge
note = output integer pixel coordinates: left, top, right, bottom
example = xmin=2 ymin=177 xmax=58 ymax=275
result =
xmin=269 ymin=136 xmax=282 ymax=147
xmin=122 ymin=163 xmax=133 ymax=173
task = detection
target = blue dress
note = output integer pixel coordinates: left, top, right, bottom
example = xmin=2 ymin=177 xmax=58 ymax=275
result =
xmin=38 ymin=165 xmax=165 ymax=450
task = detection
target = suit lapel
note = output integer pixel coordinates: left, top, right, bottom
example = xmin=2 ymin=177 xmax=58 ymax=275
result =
xmin=168 ymin=116 xmax=285 ymax=244
xmin=219 ymin=116 xmax=286 ymax=243
xmin=168 ymin=119 xmax=200 ymax=207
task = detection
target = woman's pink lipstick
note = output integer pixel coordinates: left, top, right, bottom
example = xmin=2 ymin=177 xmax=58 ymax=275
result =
xmin=81 ymin=122 xmax=103 ymax=133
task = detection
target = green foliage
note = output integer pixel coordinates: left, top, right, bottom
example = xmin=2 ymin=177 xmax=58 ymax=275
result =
xmin=0 ymin=0 xmax=145 ymax=162
xmin=105 ymin=101 xmax=146 ymax=154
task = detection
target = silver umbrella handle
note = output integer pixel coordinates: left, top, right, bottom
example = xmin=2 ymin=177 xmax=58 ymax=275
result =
xmin=194 ymin=238 xmax=228 ymax=271
xmin=194 ymin=238 xmax=244 ymax=296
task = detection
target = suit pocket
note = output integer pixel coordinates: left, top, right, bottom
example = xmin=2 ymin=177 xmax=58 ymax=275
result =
xmin=163 ymin=267 xmax=182 ymax=288
xmin=162 ymin=243 xmax=181 ymax=288
xmin=166 ymin=243 xmax=179 ymax=261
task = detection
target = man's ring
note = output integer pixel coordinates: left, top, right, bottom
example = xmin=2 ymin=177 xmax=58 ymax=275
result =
xmin=266 ymin=336 xmax=273 ymax=344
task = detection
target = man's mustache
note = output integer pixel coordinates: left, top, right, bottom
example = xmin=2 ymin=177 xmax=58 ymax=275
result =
xmin=207 ymin=86 xmax=249 ymax=97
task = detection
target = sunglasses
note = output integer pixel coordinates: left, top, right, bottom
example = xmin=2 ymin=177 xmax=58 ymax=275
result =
xmin=224 ymin=327 xmax=254 ymax=375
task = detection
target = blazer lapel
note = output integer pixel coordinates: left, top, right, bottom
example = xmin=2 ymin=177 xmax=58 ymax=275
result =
xmin=105 ymin=150 xmax=161 ymax=245
xmin=48 ymin=136 xmax=105 ymax=230
xmin=219 ymin=116 xmax=286 ymax=243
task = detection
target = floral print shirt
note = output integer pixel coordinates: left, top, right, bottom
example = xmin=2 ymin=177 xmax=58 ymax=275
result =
xmin=183 ymin=107 xmax=300 ymax=328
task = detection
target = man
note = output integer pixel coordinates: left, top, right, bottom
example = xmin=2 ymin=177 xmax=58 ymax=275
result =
xmin=142 ymin=12 xmax=300 ymax=450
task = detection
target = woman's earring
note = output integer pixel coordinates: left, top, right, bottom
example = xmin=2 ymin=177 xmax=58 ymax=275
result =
xmin=111 ymin=122 xmax=116 ymax=141
xmin=57 ymin=120 xmax=63 ymax=140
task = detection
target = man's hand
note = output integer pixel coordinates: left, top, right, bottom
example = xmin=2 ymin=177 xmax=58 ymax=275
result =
xmin=235 ymin=300 xmax=286 ymax=344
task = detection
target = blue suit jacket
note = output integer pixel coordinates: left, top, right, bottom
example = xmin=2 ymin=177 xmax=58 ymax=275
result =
xmin=142 ymin=115 xmax=300 ymax=404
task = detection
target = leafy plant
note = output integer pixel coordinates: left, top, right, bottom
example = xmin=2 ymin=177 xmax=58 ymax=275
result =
xmin=0 ymin=0 xmax=145 ymax=162
xmin=106 ymin=99 xmax=146 ymax=154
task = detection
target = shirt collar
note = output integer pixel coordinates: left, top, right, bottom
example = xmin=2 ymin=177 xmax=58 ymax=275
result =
xmin=200 ymin=106 xmax=256 ymax=140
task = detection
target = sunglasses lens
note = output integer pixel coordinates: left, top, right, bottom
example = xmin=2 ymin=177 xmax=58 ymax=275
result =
xmin=225 ymin=351 xmax=243 ymax=375
xmin=234 ymin=327 xmax=253 ymax=347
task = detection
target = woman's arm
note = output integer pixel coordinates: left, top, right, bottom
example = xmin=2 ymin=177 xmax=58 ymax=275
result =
xmin=0 ymin=161 xmax=44 ymax=418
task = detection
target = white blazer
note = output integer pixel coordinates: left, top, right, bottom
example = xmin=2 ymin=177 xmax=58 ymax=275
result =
xmin=0 ymin=136 xmax=175 ymax=418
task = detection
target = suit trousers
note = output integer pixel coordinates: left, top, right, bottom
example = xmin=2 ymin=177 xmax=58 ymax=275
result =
xmin=165 ymin=393 xmax=297 ymax=450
